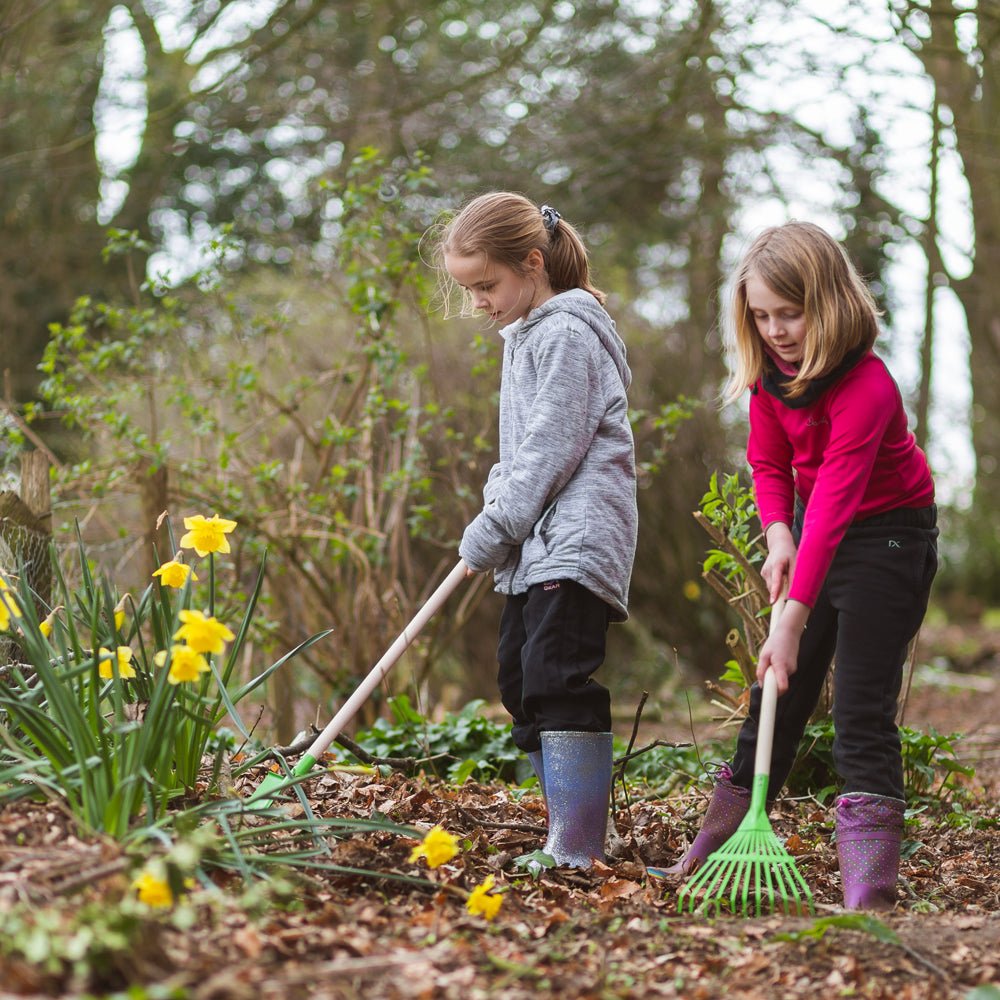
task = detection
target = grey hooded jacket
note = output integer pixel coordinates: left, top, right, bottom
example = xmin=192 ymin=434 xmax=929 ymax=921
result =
xmin=458 ymin=288 xmax=638 ymax=621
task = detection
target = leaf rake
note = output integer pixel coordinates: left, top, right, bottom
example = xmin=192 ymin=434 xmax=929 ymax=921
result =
xmin=678 ymin=595 xmax=814 ymax=917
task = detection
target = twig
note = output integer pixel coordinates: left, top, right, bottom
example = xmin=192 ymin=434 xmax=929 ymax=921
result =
xmin=725 ymin=628 xmax=757 ymax=687
xmin=53 ymin=858 xmax=129 ymax=896
xmin=269 ymin=727 xmax=451 ymax=773
xmin=624 ymin=691 xmax=647 ymax=759
xmin=895 ymin=632 xmax=921 ymax=727
xmin=456 ymin=806 xmax=547 ymax=836
xmin=613 ymin=691 xmax=650 ymax=820
xmin=613 ymin=738 xmax=693 ymax=767
xmin=896 ymin=939 xmax=951 ymax=981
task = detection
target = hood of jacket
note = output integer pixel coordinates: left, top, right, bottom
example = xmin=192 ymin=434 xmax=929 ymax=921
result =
xmin=501 ymin=288 xmax=632 ymax=390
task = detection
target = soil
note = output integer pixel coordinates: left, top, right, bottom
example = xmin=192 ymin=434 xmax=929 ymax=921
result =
xmin=0 ymin=628 xmax=997 ymax=1000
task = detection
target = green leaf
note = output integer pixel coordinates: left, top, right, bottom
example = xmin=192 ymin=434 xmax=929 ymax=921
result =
xmin=771 ymin=913 xmax=900 ymax=945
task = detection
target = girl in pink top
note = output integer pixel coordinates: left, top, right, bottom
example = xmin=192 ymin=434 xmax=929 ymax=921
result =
xmin=649 ymin=222 xmax=938 ymax=910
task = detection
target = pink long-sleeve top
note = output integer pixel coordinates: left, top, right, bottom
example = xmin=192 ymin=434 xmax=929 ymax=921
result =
xmin=748 ymin=351 xmax=934 ymax=608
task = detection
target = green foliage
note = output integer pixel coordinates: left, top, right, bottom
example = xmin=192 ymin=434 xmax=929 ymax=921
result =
xmin=787 ymin=718 xmax=975 ymax=803
xmin=0 ymin=895 xmax=159 ymax=990
xmin=631 ymin=395 xmax=700 ymax=479
xmin=5 ymin=152 xmax=494 ymax=703
xmin=694 ymin=469 xmax=773 ymax=689
xmin=771 ymin=912 xmax=900 ymax=946
xmin=966 ymin=987 xmax=1000 ymax=1000
xmin=0 ymin=816 xmax=429 ymax=996
xmin=335 ymin=695 xmax=520 ymax=783
xmin=614 ymin=739 xmax=728 ymax=796
xmin=0 ymin=515 xmax=331 ymax=836
xmin=700 ymin=470 xmax=765 ymax=579
xmin=899 ymin=726 xmax=976 ymax=801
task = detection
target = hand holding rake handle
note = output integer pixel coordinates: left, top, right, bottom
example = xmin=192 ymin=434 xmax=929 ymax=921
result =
xmin=250 ymin=558 xmax=469 ymax=805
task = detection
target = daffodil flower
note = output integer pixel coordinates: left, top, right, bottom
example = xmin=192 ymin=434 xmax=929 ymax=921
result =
xmin=0 ymin=574 xmax=23 ymax=632
xmin=133 ymin=870 xmax=173 ymax=908
xmin=98 ymin=646 xmax=136 ymax=680
xmin=179 ymin=514 xmax=238 ymax=557
xmin=173 ymin=609 xmax=235 ymax=655
xmin=154 ymin=644 xmax=211 ymax=685
xmin=39 ymin=606 xmax=64 ymax=638
xmin=152 ymin=558 xmax=197 ymax=589
xmin=466 ymin=874 xmax=503 ymax=920
xmin=408 ymin=825 xmax=460 ymax=868
xmin=113 ymin=594 xmax=130 ymax=631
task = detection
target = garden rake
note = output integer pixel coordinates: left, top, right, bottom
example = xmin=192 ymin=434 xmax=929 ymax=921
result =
xmin=677 ymin=591 xmax=814 ymax=916
xmin=249 ymin=558 xmax=468 ymax=807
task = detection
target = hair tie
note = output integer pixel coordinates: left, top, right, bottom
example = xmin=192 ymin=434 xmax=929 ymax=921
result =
xmin=540 ymin=205 xmax=561 ymax=234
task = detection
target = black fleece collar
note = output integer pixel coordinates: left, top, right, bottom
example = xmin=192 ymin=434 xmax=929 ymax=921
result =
xmin=758 ymin=345 xmax=868 ymax=409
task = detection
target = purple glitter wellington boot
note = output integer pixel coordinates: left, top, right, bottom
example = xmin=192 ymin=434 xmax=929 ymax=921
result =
xmin=646 ymin=764 xmax=751 ymax=879
xmin=539 ymin=731 xmax=613 ymax=868
xmin=835 ymin=792 xmax=905 ymax=910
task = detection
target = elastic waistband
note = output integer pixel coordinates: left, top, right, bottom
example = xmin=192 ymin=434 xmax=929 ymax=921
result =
xmin=794 ymin=500 xmax=937 ymax=532
xmin=855 ymin=504 xmax=937 ymax=530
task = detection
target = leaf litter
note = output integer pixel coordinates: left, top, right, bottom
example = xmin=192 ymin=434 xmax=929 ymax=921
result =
xmin=1 ymin=669 xmax=998 ymax=999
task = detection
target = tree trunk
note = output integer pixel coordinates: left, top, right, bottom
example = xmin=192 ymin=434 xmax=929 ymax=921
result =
xmin=916 ymin=1 xmax=1000 ymax=596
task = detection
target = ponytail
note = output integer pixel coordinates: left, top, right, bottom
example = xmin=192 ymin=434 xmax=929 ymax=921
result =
xmin=544 ymin=213 xmax=607 ymax=305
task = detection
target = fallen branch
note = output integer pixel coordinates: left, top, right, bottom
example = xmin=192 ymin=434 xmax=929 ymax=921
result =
xmin=270 ymin=727 xmax=452 ymax=773
xmin=456 ymin=806 xmax=547 ymax=835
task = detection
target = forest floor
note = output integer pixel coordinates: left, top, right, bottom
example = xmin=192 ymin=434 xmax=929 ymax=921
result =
xmin=1 ymin=623 xmax=998 ymax=1000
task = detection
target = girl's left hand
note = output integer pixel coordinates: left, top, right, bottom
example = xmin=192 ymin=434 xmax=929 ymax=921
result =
xmin=756 ymin=599 xmax=810 ymax=695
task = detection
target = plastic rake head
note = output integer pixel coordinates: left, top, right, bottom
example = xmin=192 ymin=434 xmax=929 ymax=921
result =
xmin=677 ymin=821 xmax=814 ymax=917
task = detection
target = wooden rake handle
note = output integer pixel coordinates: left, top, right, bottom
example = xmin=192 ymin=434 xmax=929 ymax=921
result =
xmin=754 ymin=587 xmax=788 ymax=780
xmin=301 ymin=558 xmax=469 ymax=763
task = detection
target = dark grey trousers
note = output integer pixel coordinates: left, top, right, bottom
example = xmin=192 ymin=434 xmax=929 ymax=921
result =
xmin=731 ymin=505 xmax=938 ymax=800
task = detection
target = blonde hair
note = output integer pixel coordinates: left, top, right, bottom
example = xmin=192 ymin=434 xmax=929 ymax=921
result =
xmin=431 ymin=192 xmax=606 ymax=314
xmin=722 ymin=221 xmax=880 ymax=403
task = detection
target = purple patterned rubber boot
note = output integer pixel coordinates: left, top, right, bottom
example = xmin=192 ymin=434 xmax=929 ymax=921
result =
xmin=835 ymin=792 xmax=905 ymax=910
xmin=646 ymin=764 xmax=751 ymax=879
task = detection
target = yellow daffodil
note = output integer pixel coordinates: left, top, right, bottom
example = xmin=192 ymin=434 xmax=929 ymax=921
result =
xmin=133 ymin=870 xmax=173 ymax=908
xmin=39 ymin=606 xmax=64 ymax=638
xmin=408 ymin=825 xmax=460 ymax=868
xmin=152 ymin=558 xmax=197 ymax=589
xmin=154 ymin=644 xmax=211 ymax=685
xmin=0 ymin=574 xmax=22 ymax=631
xmin=173 ymin=610 xmax=235 ymax=655
xmin=179 ymin=514 xmax=238 ymax=557
xmin=113 ymin=594 xmax=130 ymax=631
xmin=466 ymin=875 xmax=503 ymax=920
xmin=98 ymin=646 xmax=136 ymax=680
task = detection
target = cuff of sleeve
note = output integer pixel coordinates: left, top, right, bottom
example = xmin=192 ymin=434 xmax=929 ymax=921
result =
xmin=460 ymin=514 xmax=513 ymax=573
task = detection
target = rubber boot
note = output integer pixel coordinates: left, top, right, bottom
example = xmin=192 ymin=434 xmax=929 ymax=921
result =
xmin=835 ymin=792 xmax=904 ymax=910
xmin=540 ymin=730 xmax=613 ymax=868
xmin=530 ymin=747 xmax=626 ymax=857
xmin=646 ymin=764 xmax=751 ymax=879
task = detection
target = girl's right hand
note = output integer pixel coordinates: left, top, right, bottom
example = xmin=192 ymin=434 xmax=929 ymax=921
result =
xmin=762 ymin=522 xmax=797 ymax=602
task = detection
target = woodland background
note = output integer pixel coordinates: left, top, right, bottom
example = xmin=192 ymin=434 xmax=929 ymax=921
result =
xmin=2 ymin=0 xmax=999 ymax=744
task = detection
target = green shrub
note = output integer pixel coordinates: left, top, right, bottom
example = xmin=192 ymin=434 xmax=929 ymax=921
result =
xmin=330 ymin=695 xmax=521 ymax=783
xmin=788 ymin=718 xmax=975 ymax=803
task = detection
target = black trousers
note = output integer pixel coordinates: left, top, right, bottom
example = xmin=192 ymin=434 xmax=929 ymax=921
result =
xmin=497 ymin=579 xmax=612 ymax=753
xmin=731 ymin=505 xmax=938 ymax=800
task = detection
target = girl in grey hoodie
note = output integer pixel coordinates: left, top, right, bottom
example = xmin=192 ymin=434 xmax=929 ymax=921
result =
xmin=437 ymin=192 xmax=638 ymax=869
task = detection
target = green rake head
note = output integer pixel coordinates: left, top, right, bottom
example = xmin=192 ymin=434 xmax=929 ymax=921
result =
xmin=677 ymin=774 xmax=814 ymax=917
